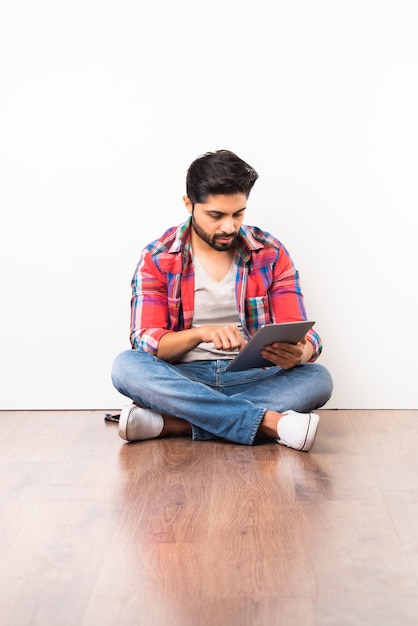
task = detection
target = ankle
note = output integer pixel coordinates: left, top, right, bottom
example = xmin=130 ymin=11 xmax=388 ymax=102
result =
xmin=160 ymin=414 xmax=191 ymax=437
xmin=259 ymin=410 xmax=282 ymax=439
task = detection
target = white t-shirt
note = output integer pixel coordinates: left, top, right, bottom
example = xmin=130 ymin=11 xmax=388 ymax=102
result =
xmin=179 ymin=258 xmax=245 ymax=362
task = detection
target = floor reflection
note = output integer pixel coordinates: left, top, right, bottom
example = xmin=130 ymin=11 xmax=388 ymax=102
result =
xmin=113 ymin=436 xmax=333 ymax=625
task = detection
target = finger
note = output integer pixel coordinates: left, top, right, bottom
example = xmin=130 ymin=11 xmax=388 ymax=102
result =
xmin=213 ymin=329 xmax=241 ymax=351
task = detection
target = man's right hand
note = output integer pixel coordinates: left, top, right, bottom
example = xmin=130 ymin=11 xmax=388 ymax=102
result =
xmin=157 ymin=325 xmax=247 ymax=363
xmin=198 ymin=325 xmax=247 ymax=352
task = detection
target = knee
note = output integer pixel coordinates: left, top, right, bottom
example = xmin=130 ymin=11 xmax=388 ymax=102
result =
xmin=111 ymin=348 xmax=157 ymax=392
xmin=312 ymin=363 xmax=334 ymax=407
xmin=111 ymin=350 xmax=133 ymax=391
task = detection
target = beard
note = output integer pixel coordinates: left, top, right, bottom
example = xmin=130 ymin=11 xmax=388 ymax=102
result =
xmin=191 ymin=214 xmax=238 ymax=251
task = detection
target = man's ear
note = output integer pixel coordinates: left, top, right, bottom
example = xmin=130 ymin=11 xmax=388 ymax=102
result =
xmin=183 ymin=196 xmax=193 ymax=215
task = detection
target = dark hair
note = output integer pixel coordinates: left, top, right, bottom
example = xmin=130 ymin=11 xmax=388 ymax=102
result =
xmin=186 ymin=149 xmax=259 ymax=205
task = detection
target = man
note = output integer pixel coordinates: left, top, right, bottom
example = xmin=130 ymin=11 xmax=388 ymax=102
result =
xmin=111 ymin=150 xmax=333 ymax=451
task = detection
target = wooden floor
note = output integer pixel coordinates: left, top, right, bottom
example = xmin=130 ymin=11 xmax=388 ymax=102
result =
xmin=0 ymin=409 xmax=417 ymax=626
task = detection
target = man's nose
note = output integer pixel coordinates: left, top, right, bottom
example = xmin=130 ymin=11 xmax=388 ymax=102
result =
xmin=220 ymin=216 xmax=234 ymax=232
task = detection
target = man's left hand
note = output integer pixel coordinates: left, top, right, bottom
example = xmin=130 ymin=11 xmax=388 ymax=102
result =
xmin=260 ymin=337 xmax=313 ymax=370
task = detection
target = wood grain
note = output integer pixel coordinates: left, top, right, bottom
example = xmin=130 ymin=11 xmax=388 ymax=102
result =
xmin=0 ymin=409 xmax=417 ymax=625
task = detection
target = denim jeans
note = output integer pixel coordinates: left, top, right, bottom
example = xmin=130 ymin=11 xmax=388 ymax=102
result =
xmin=111 ymin=350 xmax=333 ymax=446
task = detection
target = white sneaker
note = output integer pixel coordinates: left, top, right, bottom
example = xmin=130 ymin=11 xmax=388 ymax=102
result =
xmin=118 ymin=403 xmax=164 ymax=442
xmin=276 ymin=410 xmax=320 ymax=452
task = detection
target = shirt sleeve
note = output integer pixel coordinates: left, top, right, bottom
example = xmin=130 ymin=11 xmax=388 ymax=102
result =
xmin=130 ymin=249 xmax=172 ymax=354
xmin=268 ymin=244 xmax=323 ymax=361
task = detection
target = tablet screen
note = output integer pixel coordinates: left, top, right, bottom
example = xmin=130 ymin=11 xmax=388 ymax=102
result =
xmin=226 ymin=321 xmax=315 ymax=371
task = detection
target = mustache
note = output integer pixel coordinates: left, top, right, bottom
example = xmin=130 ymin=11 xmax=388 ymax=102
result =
xmin=214 ymin=232 xmax=237 ymax=239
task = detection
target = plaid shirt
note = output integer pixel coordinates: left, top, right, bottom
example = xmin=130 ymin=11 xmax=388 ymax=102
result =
xmin=130 ymin=218 xmax=322 ymax=361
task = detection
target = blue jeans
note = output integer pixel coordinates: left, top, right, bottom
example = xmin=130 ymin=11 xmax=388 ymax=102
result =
xmin=111 ymin=350 xmax=333 ymax=446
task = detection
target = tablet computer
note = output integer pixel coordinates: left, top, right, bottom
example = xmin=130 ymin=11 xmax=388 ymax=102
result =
xmin=226 ymin=320 xmax=315 ymax=372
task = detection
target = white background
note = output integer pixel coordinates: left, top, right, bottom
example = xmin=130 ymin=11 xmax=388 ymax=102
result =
xmin=1 ymin=1 xmax=417 ymax=409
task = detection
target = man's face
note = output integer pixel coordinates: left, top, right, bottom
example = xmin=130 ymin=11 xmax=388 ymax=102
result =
xmin=184 ymin=193 xmax=247 ymax=252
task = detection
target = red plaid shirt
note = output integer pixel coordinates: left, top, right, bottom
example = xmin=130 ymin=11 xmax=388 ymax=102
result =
xmin=130 ymin=218 xmax=322 ymax=360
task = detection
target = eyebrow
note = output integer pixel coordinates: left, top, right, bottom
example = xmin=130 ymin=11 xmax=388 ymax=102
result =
xmin=206 ymin=207 xmax=246 ymax=217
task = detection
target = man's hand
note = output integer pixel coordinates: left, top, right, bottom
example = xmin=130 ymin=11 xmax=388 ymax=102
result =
xmin=199 ymin=325 xmax=247 ymax=351
xmin=261 ymin=337 xmax=314 ymax=370
xmin=157 ymin=324 xmax=247 ymax=362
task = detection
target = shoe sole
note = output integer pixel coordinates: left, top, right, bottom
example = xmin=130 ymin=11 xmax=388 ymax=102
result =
xmin=299 ymin=412 xmax=320 ymax=452
xmin=118 ymin=405 xmax=133 ymax=441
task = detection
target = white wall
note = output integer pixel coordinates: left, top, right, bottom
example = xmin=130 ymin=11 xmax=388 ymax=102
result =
xmin=1 ymin=1 xmax=417 ymax=409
